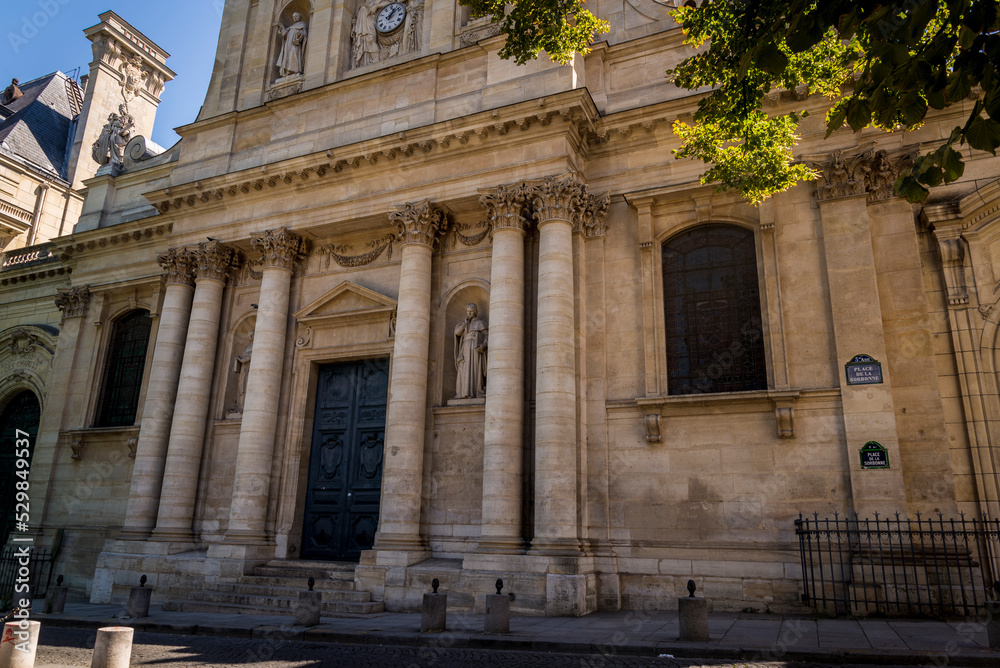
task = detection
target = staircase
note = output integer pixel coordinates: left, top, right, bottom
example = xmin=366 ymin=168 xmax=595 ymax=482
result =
xmin=165 ymin=560 xmax=384 ymax=616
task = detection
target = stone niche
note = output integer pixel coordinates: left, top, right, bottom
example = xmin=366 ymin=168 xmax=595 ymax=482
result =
xmin=223 ymin=316 xmax=257 ymax=419
xmin=441 ymin=285 xmax=490 ymax=405
xmin=269 ymin=0 xmax=312 ymax=99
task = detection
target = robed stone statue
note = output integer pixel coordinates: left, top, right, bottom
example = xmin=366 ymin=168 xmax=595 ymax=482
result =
xmin=275 ymin=12 xmax=308 ymax=79
xmin=454 ymin=303 xmax=487 ymax=399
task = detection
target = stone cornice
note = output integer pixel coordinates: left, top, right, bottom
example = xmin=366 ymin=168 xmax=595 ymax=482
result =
xmin=53 ymin=221 xmax=173 ymax=263
xmin=144 ymin=91 xmax=601 ymax=215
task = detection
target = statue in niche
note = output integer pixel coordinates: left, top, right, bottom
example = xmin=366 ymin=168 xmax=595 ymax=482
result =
xmin=274 ymin=12 xmax=308 ymax=80
xmin=454 ymin=303 xmax=487 ymax=399
xmin=232 ymin=330 xmax=254 ymax=413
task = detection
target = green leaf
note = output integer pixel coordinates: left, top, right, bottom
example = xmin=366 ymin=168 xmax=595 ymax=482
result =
xmin=758 ymin=43 xmax=789 ymax=75
xmin=965 ymin=116 xmax=1000 ymax=154
xmin=939 ymin=145 xmax=966 ymax=181
xmin=845 ymin=97 xmax=871 ymax=131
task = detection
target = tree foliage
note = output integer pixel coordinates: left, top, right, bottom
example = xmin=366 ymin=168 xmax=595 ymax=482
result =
xmin=461 ymin=0 xmax=1000 ymax=204
xmin=669 ymin=0 xmax=1000 ymax=203
xmin=458 ymin=0 xmax=609 ymax=65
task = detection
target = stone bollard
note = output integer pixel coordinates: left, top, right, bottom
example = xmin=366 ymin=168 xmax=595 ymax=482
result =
xmin=420 ymin=578 xmax=447 ymax=633
xmin=46 ymin=575 xmax=68 ymax=614
xmin=1 ymin=620 xmax=41 ymax=668
xmin=91 ymin=627 xmax=134 ymax=668
xmin=987 ymin=599 xmax=1000 ymax=649
xmin=678 ymin=580 xmax=709 ymax=642
xmin=295 ymin=577 xmax=322 ymax=626
xmin=126 ymin=575 xmax=151 ymax=619
xmin=483 ymin=578 xmax=510 ymax=634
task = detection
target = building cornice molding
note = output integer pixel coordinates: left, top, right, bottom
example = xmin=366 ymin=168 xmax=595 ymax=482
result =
xmin=144 ymin=91 xmax=601 ymax=215
xmin=52 ymin=220 xmax=173 ymax=263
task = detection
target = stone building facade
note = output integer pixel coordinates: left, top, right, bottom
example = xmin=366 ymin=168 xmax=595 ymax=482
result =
xmin=2 ymin=1 xmax=999 ymax=615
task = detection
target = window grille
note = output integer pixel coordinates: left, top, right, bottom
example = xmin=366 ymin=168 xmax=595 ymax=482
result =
xmin=95 ymin=310 xmax=152 ymax=427
xmin=662 ymin=225 xmax=767 ymax=395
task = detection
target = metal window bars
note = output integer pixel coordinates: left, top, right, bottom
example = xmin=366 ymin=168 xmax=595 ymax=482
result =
xmin=796 ymin=512 xmax=1000 ymax=618
xmin=0 ymin=545 xmax=54 ymax=604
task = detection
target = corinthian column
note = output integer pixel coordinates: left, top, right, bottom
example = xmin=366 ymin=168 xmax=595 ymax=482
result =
xmin=372 ymin=200 xmax=446 ymax=562
xmin=528 ymin=176 xmax=585 ymax=556
xmin=120 ymin=248 xmax=196 ymax=539
xmin=478 ymin=183 xmax=529 ymax=553
xmin=225 ymin=228 xmax=309 ymax=543
xmin=152 ymin=241 xmax=240 ymax=542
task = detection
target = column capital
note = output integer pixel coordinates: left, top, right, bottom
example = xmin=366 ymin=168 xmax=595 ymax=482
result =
xmin=526 ymin=175 xmax=586 ymax=224
xmin=577 ymin=190 xmax=610 ymax=239
xmin=251 ymin=227 xmax=310 ymax=271
xmin=811 ymin=148 xmax=917 ymax=203
xmin=390 ymin=199 xmax=447 ymax=248
xmin=193 ymin=240 xmax=241 ymax=283
xmin=480 ymin=183 xmax=529 ymax=237
xmin=55 ymin=285 xmax=91 ymax=319
xmin=156 ymin=247 xmax=196 ymax=286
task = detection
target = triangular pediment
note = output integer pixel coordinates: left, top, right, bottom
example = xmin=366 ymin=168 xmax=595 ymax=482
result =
xmin=294 ymin=281 xmax=396 ymax=324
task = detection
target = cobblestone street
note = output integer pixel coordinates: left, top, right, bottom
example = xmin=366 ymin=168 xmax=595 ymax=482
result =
xmin=32 ymin=627 xmax=930 ymax=668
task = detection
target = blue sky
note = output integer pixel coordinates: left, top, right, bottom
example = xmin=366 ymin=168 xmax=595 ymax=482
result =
xmin=4 ymin=1 xmax=224 ymax=148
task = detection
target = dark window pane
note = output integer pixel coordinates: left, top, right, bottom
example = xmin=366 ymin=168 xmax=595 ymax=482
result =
xmin=663 ymin=225 xmax=767 ymax=395
xmin=95 ymin=310 xmax=152 ymax=427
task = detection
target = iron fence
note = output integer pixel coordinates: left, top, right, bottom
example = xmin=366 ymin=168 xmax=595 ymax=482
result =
xmin=0 ymin=545 xmax=54 ymax=603
xmin=796 ymin=512 xmax=1000 ymax=618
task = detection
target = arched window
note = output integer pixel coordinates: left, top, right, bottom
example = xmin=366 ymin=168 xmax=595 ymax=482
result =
xmin=95 ymin=310 xmax=152 ymax=427
xmin=662 ymin=224 xmax=767 ymax=395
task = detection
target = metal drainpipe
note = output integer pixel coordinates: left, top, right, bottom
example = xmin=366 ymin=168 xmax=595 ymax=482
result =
xmin=26 ymin=181 xmax=49 ymax=246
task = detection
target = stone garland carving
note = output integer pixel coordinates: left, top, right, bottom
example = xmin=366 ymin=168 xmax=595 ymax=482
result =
xmin=193 ymin=240 xmax=242 ymax=283
xmin=452 ymin=222 xmax=490 ymax=247
xmin=351 ymin=0 xmax=423 ymax=69
xmin=251 ymin=227 xmax=310 ymax=271
xmin=156 ymin=247 xmax=197 ymax=286
xmin=812 ymin=148 xmax=917 ymax=203
xmin=389 ymin=199 xmax=447 ymax=247
xmin=319 ymin=233 xmax=395 ymax=268
xmin=55 ymin=286 xmax=92 ymax=319
xmin=274 ymin=13 xmax=308 ymax=81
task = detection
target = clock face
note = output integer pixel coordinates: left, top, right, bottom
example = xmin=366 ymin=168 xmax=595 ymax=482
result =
xmin=376 ymin=2 xmax=406 ymax=33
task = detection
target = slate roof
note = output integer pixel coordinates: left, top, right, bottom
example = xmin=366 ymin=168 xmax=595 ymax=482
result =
xmin=0 ymin=72 xmax=80 ymax=182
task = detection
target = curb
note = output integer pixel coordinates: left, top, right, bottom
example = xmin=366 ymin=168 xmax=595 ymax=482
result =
xmin=32 ymin=615 xmax=1000 ymax=666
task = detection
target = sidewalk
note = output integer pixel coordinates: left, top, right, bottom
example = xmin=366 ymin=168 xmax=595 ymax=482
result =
xmin=29 ymin=600 xmax=1000 ymax=666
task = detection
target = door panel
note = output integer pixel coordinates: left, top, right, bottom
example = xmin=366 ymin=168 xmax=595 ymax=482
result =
xmin=301 ymin=359 xmax=388 ymax=561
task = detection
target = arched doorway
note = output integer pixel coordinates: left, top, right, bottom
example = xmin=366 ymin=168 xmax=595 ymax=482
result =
xmin=1 ymin=391 xmax=40 ymax=545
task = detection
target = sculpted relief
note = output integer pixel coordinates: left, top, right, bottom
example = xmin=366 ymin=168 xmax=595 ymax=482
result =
xmin=351 ymin=0 xmax=423 ymax=69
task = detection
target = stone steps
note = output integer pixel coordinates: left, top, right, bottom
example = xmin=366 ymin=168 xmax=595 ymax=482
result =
xmin=166 ymin=560 xmax=384 ymax=616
